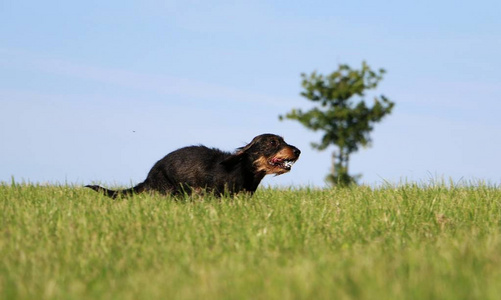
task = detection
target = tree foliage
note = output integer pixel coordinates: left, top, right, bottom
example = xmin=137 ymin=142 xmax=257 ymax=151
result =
xmin=280 ymin=62 xmax=395 ymax=186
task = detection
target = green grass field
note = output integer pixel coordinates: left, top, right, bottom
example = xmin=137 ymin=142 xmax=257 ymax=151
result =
xmin=1 ymin=183 xmax=501 ymax=299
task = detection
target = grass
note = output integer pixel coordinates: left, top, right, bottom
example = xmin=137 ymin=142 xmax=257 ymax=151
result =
xmin=1 ymin=183 xmax=501 ymax=299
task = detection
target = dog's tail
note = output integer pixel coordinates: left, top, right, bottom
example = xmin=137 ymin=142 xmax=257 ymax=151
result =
xmin=85 ymin=182 xmax=147 ymax=199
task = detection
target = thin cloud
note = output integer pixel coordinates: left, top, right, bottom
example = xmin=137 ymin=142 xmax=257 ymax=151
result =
xmin=0 ymin=49 xmax=298 ymax=107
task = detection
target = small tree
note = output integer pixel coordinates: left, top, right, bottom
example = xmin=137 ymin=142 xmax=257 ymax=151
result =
xmin=280 ymin=62 xmax=395 ymax=186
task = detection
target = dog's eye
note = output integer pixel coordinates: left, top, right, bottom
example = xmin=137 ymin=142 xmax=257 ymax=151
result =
xmin=270 ymin=140 xmax=278 ymax=147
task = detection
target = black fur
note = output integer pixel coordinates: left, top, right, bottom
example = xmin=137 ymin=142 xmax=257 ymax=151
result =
xmin=86 ymin=134 xmax=300 ymax=198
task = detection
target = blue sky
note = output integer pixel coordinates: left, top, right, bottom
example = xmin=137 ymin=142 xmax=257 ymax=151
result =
xmin=1 ymin=0 xmax=501 ymax=187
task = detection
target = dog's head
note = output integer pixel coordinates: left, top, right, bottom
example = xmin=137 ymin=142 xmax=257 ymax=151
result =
xmin=227 ymin=134 xmax=301 ymax=175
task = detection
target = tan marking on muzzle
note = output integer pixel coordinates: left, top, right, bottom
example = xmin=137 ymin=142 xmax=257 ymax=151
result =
xmin=253 ymin=146 xmax=299 ymax=175
xmin=274 ymin=147 xmax=296 ymax=160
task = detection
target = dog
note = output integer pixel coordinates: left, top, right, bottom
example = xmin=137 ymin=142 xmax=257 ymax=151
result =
xmin=86 ymin=134 xmax=300 ymax=198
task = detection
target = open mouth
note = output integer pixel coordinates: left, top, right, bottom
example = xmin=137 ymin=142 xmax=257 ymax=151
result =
xmin=269 ymin=157 xmax=296 ymax=171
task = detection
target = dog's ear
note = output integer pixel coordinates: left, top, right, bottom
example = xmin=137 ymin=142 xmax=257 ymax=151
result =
xmin=220 ymin=154 xmax=242 ymax=169
xmin=234 ymin=140 xmax=255 ymax=156
xmin=220 ymin=140 xmax=255 ymax=168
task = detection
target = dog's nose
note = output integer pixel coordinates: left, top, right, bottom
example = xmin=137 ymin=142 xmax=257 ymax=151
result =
xmin=292 ymin=147 xmax=301 ymax=157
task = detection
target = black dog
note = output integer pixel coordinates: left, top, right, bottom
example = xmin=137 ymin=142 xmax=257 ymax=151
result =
xmin=86 ymin=134 xmax=300 ymax=198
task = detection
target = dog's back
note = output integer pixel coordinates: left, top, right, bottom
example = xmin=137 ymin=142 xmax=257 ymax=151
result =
xmin=144 ymin=146 xmax=239 ymax=195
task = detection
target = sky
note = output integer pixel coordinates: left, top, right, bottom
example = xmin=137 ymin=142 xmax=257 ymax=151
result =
xmin=1 ymin=0 xmax=501 ymax=188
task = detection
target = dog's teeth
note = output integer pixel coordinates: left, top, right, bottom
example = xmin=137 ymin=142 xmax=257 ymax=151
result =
xmin=283 ymin=160 xmax=294 ymax=168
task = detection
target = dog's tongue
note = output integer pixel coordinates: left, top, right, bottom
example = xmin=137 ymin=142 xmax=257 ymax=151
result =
xmin=271 ymin=157 xmax=282 ymax=164
xmin=271 ymin=157 xmax=294 ymax=169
